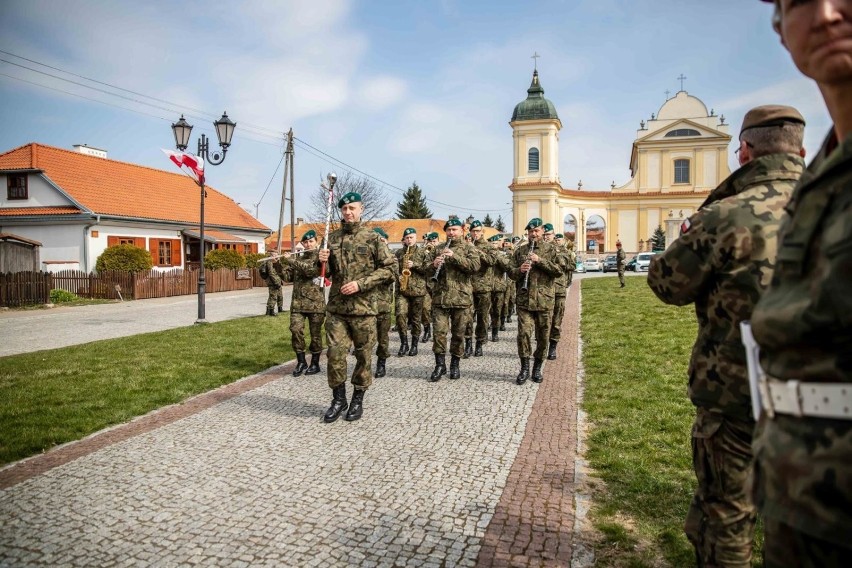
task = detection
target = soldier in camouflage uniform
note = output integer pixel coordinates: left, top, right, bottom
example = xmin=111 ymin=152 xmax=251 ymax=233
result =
xmin=420 ymin=232 xmax=439 ymax=344
xmin=464 ymin=220 xmax=495 ymax=357
xmin=564 ymin=239 xmax=577 ymax=287
xmin=510 ymin=218 xmax=561 ymax=385
xmin=316 ymin=192 xmax=395 ymax=423
xmin=262 ymin=251 xmax=284 ymax=316
xmin=648 ymin=103 xmax=807 ymax=568
xmin=395 ymin=227 xmax=429 ymax=356
xmin=426 ymin=218 xmax=481 ymax=381
xmin=751 ymin=2 xmax=852 ymax=566
xmin=506 ymin=236 xmax=521 ymax=320
xmin=615 ymin=240 xmax=626 ymax=288
xmin=488 ymin=235 xmax=510 ymax=341
xmin=372 ymin=228 xmax=397 ymax=379
xmin=279 ymin=230 xmax=325 ymax=376
xmin=545 ymin=227 xmax=571 ymax=361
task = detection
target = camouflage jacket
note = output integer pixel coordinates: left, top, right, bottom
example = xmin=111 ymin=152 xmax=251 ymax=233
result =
xmin=374 ymin=243 xmax=398 ymax=314
xmin=552 ymin=244 xmax=571 ymax=297
xmin=647 ymin=152 xmax=804 ymax=419
xmin=510 ymin=240 xmax=561 ymax=311
xmin=279 ymin=250 xmax=325 ymax=313
xmin=426 ymin=238 xmax=481 ymax=308
xmin=395 ymin=245 xmax=430 ymax=297
xmin=264 ymin=261 xmax=283 ymax=287
xmin=751 ymin=132 xmax=852 ymax=545
xmin=490 ymin=251 xmax=513 ymax=293
xmin=322 ymin=221 xmax=396 ymax=316
xmin=471 ymin=238 xmax=496 ymax=294
xmin=616 ymin=248 xmax=626 ymax=266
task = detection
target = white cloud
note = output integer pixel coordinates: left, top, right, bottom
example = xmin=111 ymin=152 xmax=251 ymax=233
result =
xmin=354 ymin=75 xmax=408 ymax=111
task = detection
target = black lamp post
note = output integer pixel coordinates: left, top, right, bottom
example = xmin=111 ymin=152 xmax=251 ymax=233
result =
xmin=171 ymin=112 xmax=236 ymax=323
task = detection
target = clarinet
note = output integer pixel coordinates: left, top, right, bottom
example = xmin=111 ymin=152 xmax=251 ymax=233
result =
xmin=430 ymin=239 xmax=454 ymax=282
xmin=521 ymin=239 xmax=536 ymax=291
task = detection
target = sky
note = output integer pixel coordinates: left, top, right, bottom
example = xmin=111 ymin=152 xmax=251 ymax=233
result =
xmin=0 ymin=0 xmax=832 ymax=234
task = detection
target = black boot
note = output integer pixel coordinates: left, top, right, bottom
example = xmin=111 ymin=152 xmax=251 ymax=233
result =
xmin=449 ymin=355 xmax=461 ymax=379
xmin=293 ymin=352 xmax=308 ymax=376
xmin=266 ymin=307 xmax=276 ymax=316
xmin=463 ymin=338 xmax=472 ymax=359
xmin=429 ymin=354 xmax=446 ymax=382
xmin=620 ymin=282 xmax=625 ymax=288
xmin=421 ymin=324 xmax=431 ymax=343
xmin=374 ymin=358 xmax=386 ymax=378
xmin=532 ymin=358 xmax=544 ymax=383
xmin=408 ymin=336 xmax=419 ymax=356
xmin=474 ymin=340 xmax=483 ymax=357
xmin=345 ymin=389 xmax=365 ymax=421
xmin=516 ymin=358 xmax=530 ymax=385
xmin=397 ymin=333 xmax=409 ymax=357
xmin=499 ymin=316 xmax=506 ymax=331
xmin=277 ymin=305 xmax=284 ymax=313
xmin=547 ymin=339 xmax=558 ymax=361
xmin=491 ymin=327 xmax=499 ymax=342
xmin=506 ymin=313 xmax=512 ymax=323
xmin=305 ymin=353 xmax=321 ymax=375
xmin=323 ymin=384 xmax=348 ymax=423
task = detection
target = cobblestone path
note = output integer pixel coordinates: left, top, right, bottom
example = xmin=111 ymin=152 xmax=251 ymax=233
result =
xmin=0 ymin=285 xmax=584 ymax=567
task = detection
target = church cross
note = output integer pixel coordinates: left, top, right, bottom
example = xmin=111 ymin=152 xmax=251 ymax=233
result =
xmin=665 ymin=89 xmax=670 ymax=99
xmin=677 ymin=74 xmax=687 ymax=91
xmin=531 ymin=52 xmax=541 ymax=70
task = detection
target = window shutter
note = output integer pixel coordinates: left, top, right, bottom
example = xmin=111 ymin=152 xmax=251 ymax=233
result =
xmin=170 ymin=239 xmax=182 ymax=266
xmin=251 ymin=242 xmax=258 ymax=254
xmin=135 ymin=237 xmax=145 ymax=249
xmin=149 ymin=238 xmax=160 ymax=266
xmin=108 ymin=236 xmax=119 ymax=247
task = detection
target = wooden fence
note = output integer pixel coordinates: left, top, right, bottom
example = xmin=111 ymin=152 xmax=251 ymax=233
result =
xmin=0 ymin=268 xmax=261 ymax=307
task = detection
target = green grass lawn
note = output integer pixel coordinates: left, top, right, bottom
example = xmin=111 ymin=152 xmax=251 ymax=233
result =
xmin=580 ymin=276 xmax=762 ymax=566
xmin=0 ymin=314 xmax=296 ymax=466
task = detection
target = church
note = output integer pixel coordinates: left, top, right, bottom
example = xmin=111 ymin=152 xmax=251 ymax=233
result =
xmin=509 ymin=69 xmax=732 ymax=254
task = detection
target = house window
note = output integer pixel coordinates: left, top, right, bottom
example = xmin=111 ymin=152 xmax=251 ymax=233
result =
xmin=158 ymin=241 xmax=173 ymax=266
xmin=118 ymin=238 xmax=137 ymax=246
xmin=674 ymin=159 xmax=690 ymax=184
xmin=528 ymin=148 xmax=540 ymax=172
xmin=242 ymin=244 xmax=252 ymax=255
xmin=7 ymin=175 xmax=27 ymax=200
xmin=664 ymin=128 xmax=701 ymax=137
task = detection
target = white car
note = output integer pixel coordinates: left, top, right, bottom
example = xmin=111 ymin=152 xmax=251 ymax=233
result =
xmin=635 ymin=252 xmax=656 ymax=272
xmin=584 ymin=257 xmax=602 ymax=272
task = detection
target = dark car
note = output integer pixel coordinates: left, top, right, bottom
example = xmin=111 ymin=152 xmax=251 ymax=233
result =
xmin=625 ymin=256 xmax=637 ymax=271
xmin=603 ymin=255 xmax=618 ymax=272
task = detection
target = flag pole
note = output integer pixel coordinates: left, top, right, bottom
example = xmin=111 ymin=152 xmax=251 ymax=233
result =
xmin=316 ymin=173 xmax=337 ymax=288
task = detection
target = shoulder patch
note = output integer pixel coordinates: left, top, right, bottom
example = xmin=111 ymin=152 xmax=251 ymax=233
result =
xmin=680 ymin=219 xmax=692 ymax=235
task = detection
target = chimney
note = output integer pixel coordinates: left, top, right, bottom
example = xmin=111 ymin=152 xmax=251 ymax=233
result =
xmin=296 ymin=217 xmax=304 ymax=226
xmin=73 ymin=144 xmax=108 ymax=158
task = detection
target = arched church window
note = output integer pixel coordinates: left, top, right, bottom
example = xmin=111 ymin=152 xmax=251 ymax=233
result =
xmin=674 ymin=159 xmax=690 ymax=184
xmin=664 ymin=128 xmax=701 ymax=137
xmin=528 ymin=148 xmax=539 ymax=172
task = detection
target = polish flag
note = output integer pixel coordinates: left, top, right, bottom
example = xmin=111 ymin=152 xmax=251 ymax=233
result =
xmin=162 ymin=149 xmax=205 ymax=184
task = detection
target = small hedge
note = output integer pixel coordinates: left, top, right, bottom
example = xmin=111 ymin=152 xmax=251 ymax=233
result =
xmin=49 ymin=289 xmax=79 ymax=303
xmin=95 ymin=245 xmax=153 ymax=272
xmin=204 ymin=249 xmax=245 ymax=270
xmin=244 ymin=252 xmax=265 ymax=268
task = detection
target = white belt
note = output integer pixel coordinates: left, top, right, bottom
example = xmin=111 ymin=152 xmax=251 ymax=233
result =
xmin=761 ymin=378 xmax=852 ymax=420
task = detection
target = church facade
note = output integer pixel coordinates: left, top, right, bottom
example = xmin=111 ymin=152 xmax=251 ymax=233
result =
xmin=509 ymin=70 xmax=732 ymax=254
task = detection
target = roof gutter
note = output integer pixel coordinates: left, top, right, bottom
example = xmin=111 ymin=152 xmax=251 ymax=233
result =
xmin=83 ymin=214 xmax=101 ymax=272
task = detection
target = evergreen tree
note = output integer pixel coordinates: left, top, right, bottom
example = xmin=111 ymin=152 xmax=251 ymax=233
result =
xmin=495 ymin=215 xmax=506 ymax=232
xmin=395 ymin=181 xmax=432 ymax=219
xmin=482 ymin=213 xmax=493 ymax=227
xmin=650 ymin=225 xmax=666 ymax=250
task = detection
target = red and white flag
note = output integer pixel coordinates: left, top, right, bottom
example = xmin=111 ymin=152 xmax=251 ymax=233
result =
xmin=162 ymin=149 xmax=205 ymax=184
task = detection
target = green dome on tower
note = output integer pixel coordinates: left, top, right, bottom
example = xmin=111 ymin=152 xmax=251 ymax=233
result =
xmin=511 ymin=70 xmax=559 ymax=122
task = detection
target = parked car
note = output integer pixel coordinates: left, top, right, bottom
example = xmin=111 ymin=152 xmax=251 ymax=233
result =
xmin=625 ymin=256 xmax=637 ymax=271
xmin=602 ymin=255 xmax=618 ymax=272
xmin=635 ymin=252 xmax=656 ymax=272
xmin=575 ymin=258 xmax=586 ymax=273
xmin=584 ymin=257 xmax=602 ymax=272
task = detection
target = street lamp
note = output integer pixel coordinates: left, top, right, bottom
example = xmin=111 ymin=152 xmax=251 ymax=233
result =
xmin=171 ymin=112 xmax=237 ymax=324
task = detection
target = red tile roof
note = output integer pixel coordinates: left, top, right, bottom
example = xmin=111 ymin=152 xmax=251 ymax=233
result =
xmin=0 ymin=143 xmax=269 ymax=232
xmin=0 ymin=206 xmax=82 ymax=216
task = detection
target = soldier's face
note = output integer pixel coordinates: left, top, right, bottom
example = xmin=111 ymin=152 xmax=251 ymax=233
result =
xmin=555 ymin=237 xmax=563 ymax=245
xmin=779 ymin=0 xmax=852 ymax=85
xmin=303 ymin=237 xmax=317 ymax=250
xmin=445 ymin=226 xmax=463 ymax=239
xmin=527 ymin=227 xmax=543 ymax=241
xmin=544 ymin=232 xmax=554 ymax=242
xmin=340 ymin=202 xmax=363 ymax=223
xmin=471 ymin=227 xmax=483 ymax=240
xmin=403 ymin=234 xmax=417 ymax=246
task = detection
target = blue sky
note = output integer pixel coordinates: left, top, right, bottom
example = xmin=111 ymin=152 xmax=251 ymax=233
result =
xmin=0 ymin=0 xmax=830 ymax=233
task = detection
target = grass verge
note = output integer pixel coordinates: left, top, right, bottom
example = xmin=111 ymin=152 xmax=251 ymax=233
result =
xmin=580 ymin=276 xmax=762 ymax=567
xmin=0 ymin=314 xmax=296 ymax=466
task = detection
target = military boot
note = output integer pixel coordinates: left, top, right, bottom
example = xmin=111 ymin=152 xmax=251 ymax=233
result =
xmin=293 ymin=352 xmax=308 ymax=376
xmin=323 ymin=384 xmax=348 ymax=423
xmin=547 ymin=339 xmax=558 ymax=361
xmin=375 ymin=358 xmax=387 ymax=378
xmin=305 ymin=353 xmax=321 ymax=375
xmin=531 ymin=358 xmax=544 ymax=383
xmin=345 ymin=389 xmax=365 ymax=422
xmin=499 ymin=316 xmax=506 ymax=331
xmin=266 ymin=307 xmax=276 ymax=316
xmin=491 ymin=327 xmax=499 ymax=342
xmin=516 ymin=358 xmax=530 ymax=385
xmin=421 ymin=324 xmax=431 ymax=343
xmin=429 ymin=354 xmax=446 ymax=382
xmin=463 ymin=338 xmax=472 ymax=359
xmin=449 ymin=355 xmax=461 ymax=379
xmin=506 ymin=312 xmax=512 ymax=323
xmin=408 ymin=335 xmax=419 ymax=356
xmin=474 ymin=340 xmax=484 ymax=357
xmin=277 ymin=305 xmax=284 ymax=313
xmin=397 ymin=333 xmax=409 ymax=357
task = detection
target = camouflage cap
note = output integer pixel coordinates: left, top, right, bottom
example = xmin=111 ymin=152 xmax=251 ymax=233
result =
xmin=525 ymin=218 xmax=543 ymax=231
xmin=337 ymin=192 xmax=362 ymax=208
xmin=469 ymin=220 xmax=483 ymax=229
xmin=740 ymin=105 xmax=805 ymax=135
xmin=444 ymin=218 xmax=463 ymax=231
xmin=403 ymin=227 xmax=417 ymax=237
xmin=543 ymin=223 xmax=554 ymax=233
xmin=372 ymin=227 xmax=389 ymax=239
xmin=301 ymin=229 xmax=317 ymax=242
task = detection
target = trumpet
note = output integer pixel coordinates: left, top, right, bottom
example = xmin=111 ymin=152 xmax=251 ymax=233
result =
xmin=430 ymin=239 xmax=455 ymax=282
xmin=521 ymin=239 xmax=536 ymax=291
xmin=400 ymin=245 xmax=413 ymax=292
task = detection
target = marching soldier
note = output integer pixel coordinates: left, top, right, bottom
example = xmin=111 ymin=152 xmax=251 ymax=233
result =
xmin=395 ymin=227 xmax=429 ymax=356
xmin=467 ymin=220 xmax=495 ymax=357
xmin=420 ymin=232 xmax=439 ymax=344
xmin=506 ymin=236 xmax=522 ymax=320
xmin=545 ymin=226 xmax=571 ymax=360
xmin=372 ymin=228 xmax=396 ymax=378
xmin=279 ymin=230 xmax=325 ymax=376
xmin=510 ymin=218 xmax=561 ymax=384
xmin=426 ymin=218 xmax=481 ymax=381
xmin=500 ymin=238 xmax=515 ymax=328
xmin=616 ymin=240 xmax=626 ymax=288
xmin=316 ymin=192 xmax=395 ymax=423
xmin=564 ymin=238 xmax=577 ymax=287
xmin=261 ymin=250 xmax=284 ymax=316
xmin=488 ymin=235 xmax=510 ymax=341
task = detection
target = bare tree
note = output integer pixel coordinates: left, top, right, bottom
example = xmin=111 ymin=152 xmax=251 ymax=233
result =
xmin=306 ymin=171 xmax=392 ymax=230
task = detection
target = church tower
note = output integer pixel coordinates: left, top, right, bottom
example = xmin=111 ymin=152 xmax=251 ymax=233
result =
xmin=509 ymin=69 xmax=562 ymax=233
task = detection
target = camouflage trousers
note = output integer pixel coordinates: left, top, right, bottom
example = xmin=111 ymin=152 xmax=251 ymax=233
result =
xmin=685 ymin=408 xmax=756 ymax=568
xmin=290 ymin=311 xmax=324 ymax=354
xmin=325 ymin=313 xmax=376 ymax=390
xmin=566 ymin=270 xmax=573 ymax=287
xmin=266 ymin=285 xmax=283 ymax=311
xmin=465 ymin=292 xmax=491 ymax=340
xmin=395 ymin=294 xmax=424 ymax=338
xmin=504 ymin=284 xmax=516 ymax=315
xmin=516 ymin=308 xmax=551 ymax=360
xmin=549 ymin=294 xmax=566 ymax=342
xmin=489 ymin=290 xmax=504 ymax=329
xmin=375 ymin=310 xmax=392 ymax=359
xmin=763 ymin=516 xmax=852 ymax=568
xmin=617 ymin=265 xmax=625 ymax=286
xmin=421 ymin=292 xmax=432 ymax=326
xmin=432 ymin=305 xmax=471 ymax=358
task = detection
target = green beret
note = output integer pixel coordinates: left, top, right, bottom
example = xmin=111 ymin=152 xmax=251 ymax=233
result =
xmin=427 ymin=232 xmax=439 ymax=241
xmin=512 ymin=236 xmax=521 ymax=243
xmin=337 ymin=192 xmax=362 ymax=208
xmin=555 ymin=233 xmax=564 ymax=239
xmin=525 ymin=217 xmax=543 ymax=231
xmin=403 ymin=227 xmax=416 ymax=237
xmin=543 ymin=223 xmax=554 ymax=233
xmin=488 ymin=234 xmax=500 ymax=242
xmin=469 ymin=220 xmax=482 ymax=229
xmin=301 ymin=229 xmax=317 ymax=242
xmin=444 ymin=218 xmax=463 ymax=231
xmin=373 ymin=227 xmax=388 ymax=239
xmin=503 ymin=238 xmax=511 ymax=243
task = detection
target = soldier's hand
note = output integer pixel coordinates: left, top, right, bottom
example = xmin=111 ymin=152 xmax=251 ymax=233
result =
xmin=528 ymin=253 xmax=540 ymax=263
xmin=521 ymin=261 xmax=532 ymax=273
xmin=406 ymin=260 xmax=414 ymax=269
xmin=341 ymin=281 xmax=360 ymax=295
xmin=318 ymin=249 xmax=330 ymax=263
xmin=443 ymin=249 xmax=454 ymax=258
xmin=433 ymin=256 xmax=445 ymax=268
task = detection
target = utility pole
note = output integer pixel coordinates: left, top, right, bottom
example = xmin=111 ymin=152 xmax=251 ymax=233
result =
xmin=275 ymin=129 xmax=293 ymax=253
xmin=287 ymin=128 xmax=295 ymax=252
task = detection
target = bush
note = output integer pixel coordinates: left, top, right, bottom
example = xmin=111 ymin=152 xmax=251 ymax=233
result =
xmin=244 ymin=252 xmax=265 ymax=268
xmin=50 ymin=289 xmax=79 ymax=303
xmin=95 ymin=245 xmax=153 ymax=272
xmin=204 ymin=249 xmax=245 ymax=270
